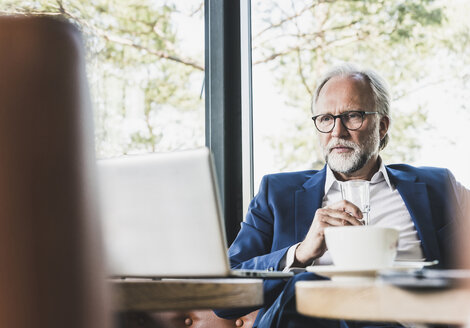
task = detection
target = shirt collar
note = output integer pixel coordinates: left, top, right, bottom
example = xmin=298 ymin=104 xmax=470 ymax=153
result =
xmin=324 ymin=156 xmax=394 ymax=195
xmin=373 ymin=157 xmax=394 ymax=190
xmin=324 ymin=165 xmax=339 ymax=195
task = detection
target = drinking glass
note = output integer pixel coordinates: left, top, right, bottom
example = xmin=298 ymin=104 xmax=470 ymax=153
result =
xmin=340 ymin=181 xmax=370 ymax=225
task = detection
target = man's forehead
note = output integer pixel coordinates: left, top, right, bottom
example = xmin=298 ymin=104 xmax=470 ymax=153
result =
xmin=316 ymin=75 xmax=374 ymax=110
xmin=319 ymin=75 xmax=370 ymax=96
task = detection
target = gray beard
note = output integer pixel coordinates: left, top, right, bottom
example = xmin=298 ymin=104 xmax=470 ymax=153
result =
xmin=323 ymin=128 xmax=380 ymax=174
xmin=326 ymin=149 xmax=370 ymax=174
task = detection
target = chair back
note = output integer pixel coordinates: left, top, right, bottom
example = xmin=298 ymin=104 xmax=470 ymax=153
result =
xmin=0 ymin=15 xmax=110 ymax=328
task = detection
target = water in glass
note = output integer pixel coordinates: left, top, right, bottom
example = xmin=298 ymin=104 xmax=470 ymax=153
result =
xmin=340 ymin=180 xmax=370 ymax=225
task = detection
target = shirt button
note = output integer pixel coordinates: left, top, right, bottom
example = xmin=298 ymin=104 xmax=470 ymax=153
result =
xmin=235 ymin=318 xmax=244 ymax=327
xmin=184 ymin=317 xmax=193 ymax=326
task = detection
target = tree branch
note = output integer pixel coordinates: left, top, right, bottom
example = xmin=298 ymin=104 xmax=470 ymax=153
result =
xmin=252 ymin=18 xmax=362 ymax=64
xmin=189 ymin=2 xmax=204 ymax=17
xmin=291 ymin=3 xmax=313 ymax=98
xmin=254 ymin=0 xmax=339 ymax=41
xmin=392 ymin=78 xmax=449 ymax=101
xmin=58 ymin=5 xmax=205 ymax=71
xmin=296 ymin=48 xmax=313 ymax=97
xmin=253 ymin=2 xmax=318 ymax=41
xmin=99 ymin=32 xmax=204 ymax=71
xmin=252 ymin=46 xmax=301 ymax=65
xmin=2 ymin=4 xmax=204 ymax=71
xmin=0 ymin=10 xmax=61 ymax=16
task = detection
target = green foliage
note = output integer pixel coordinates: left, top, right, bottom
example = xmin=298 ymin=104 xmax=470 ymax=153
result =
xmin=1 ymin=0 xmax=204 ymax=157
xmin=251 ymin=0 xmax=468 ymax=169
xmin=382 ymin=106 xmax=432 ymax=164
xmin=3 ymin=0 xmax=469 ymax=171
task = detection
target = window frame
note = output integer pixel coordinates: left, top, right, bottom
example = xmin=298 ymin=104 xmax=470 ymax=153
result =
xmin=205 ymin=0 xmax=253 ymax=245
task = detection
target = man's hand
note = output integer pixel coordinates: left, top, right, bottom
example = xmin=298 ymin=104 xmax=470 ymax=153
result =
xmin=294 ymin=200 xmax=363 ymax=267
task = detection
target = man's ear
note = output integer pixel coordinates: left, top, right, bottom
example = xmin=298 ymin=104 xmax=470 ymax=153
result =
xmin=379 ymin=115 xmax=390 ymax=141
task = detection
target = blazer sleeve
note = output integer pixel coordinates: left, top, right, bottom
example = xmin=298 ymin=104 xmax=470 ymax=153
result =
xmin=226 ymin=175 xmax=295 ymax=314
xmin=228 ymin=175 xmax=291 ymax=271
xmin=214 ymin=175 xmax=294 ymax=319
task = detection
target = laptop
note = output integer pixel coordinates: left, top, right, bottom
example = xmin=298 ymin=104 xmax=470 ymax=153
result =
xmin=97 ymin=147 xmax=292 ymax=279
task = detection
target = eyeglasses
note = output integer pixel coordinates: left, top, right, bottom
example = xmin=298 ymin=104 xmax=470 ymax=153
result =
xmin=311 ymin=111 xmax=379 ymax=133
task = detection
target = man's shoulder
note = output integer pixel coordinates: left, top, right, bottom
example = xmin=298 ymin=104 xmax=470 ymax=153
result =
xmin=386 ymin=163 xmax=451 ymax=181
xmin=261 ymin=169 xmax=323 ymax=187
xmin=264 ymin=169 xmax=323 ymax=179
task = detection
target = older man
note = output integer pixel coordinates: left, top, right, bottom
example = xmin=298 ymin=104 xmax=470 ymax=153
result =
xmin=218 ymin=64 xmax=469 ymax=327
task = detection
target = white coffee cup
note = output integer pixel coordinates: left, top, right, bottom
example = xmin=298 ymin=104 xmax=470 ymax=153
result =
xmin=324 ymin=226 xmax=399 ymax=269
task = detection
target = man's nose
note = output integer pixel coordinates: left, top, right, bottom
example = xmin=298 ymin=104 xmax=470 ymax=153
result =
xmin=331 ymin=117 xmax=349 ymax=137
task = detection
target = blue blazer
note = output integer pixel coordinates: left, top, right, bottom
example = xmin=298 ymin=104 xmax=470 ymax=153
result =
xmin=226 ymin=164 xmax=460 ymax=314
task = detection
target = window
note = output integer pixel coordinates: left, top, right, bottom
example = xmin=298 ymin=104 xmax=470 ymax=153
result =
xmin=2 ymin=0 xmax=205 ymax=158
xmin=3 ymin=0 xmax=245 ymax=244
xmin=251 ymin=0 xmax=470 ymax=190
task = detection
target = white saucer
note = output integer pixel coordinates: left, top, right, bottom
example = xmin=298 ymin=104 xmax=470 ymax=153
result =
xmin=306 ymin=261 xmax=437 ymax=282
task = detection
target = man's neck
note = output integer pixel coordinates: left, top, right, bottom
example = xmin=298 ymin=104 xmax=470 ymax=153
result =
xmin=333 ymin=155 xmax=381 ymax=181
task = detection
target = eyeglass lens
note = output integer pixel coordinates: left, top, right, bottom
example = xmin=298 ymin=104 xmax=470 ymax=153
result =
xmin=315 ymin=112 xmax=364 ymax=132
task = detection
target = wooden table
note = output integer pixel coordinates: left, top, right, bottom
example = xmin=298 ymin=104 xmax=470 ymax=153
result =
xmin=111 ymin=278 xmax=263 ymax=312
xmin=296 ymin=280 xmax=470 ymax=325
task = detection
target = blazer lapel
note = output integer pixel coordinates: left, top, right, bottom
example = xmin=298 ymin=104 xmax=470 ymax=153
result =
xmin=294 ymin=166 xmax=327 ymax=242
xmin=386 ymin=167 xmax=441 ymax=263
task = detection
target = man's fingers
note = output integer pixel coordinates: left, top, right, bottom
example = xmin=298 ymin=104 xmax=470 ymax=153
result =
xmin=326 ymin=200 xmax=363 ymax=219
xmin=319 ymin=207 xmax=363 ymax=225
xmin=319 ymin=215 xmax=348 ymax=226
xmin=321 ymin=216 xmax=362 ymax=226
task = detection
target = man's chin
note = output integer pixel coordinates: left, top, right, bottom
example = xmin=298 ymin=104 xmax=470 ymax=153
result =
xmin=326 ymin=153 xmax=359 ymax=174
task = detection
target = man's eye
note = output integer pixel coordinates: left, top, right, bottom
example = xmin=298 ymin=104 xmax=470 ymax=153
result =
xmin=320 ymin=115 xmax=332 ymax=123
xmin=347 ymin=112 xmax=361 ymax=119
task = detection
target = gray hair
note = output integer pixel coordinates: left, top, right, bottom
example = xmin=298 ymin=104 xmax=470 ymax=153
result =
xmin=311 ymin=63 xmax=391 ymax=150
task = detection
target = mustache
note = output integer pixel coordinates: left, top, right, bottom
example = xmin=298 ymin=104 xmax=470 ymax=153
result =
xmin=326 ymin=138 xmax=359 ymax=152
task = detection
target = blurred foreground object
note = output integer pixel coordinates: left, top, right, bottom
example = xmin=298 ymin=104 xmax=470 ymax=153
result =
xmin=459 ymin=186 xmax=470 ymax=300
xmin=0 ymin=15 xmax=110 ymax=327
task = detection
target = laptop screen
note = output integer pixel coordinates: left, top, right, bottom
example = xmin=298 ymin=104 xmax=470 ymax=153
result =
xmin=97 ymin=148 xmax=232 ymax=278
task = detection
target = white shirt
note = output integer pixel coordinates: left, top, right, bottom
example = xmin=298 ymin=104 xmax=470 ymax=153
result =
xmin=283 ymin=159 xmax=425 ymax=270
